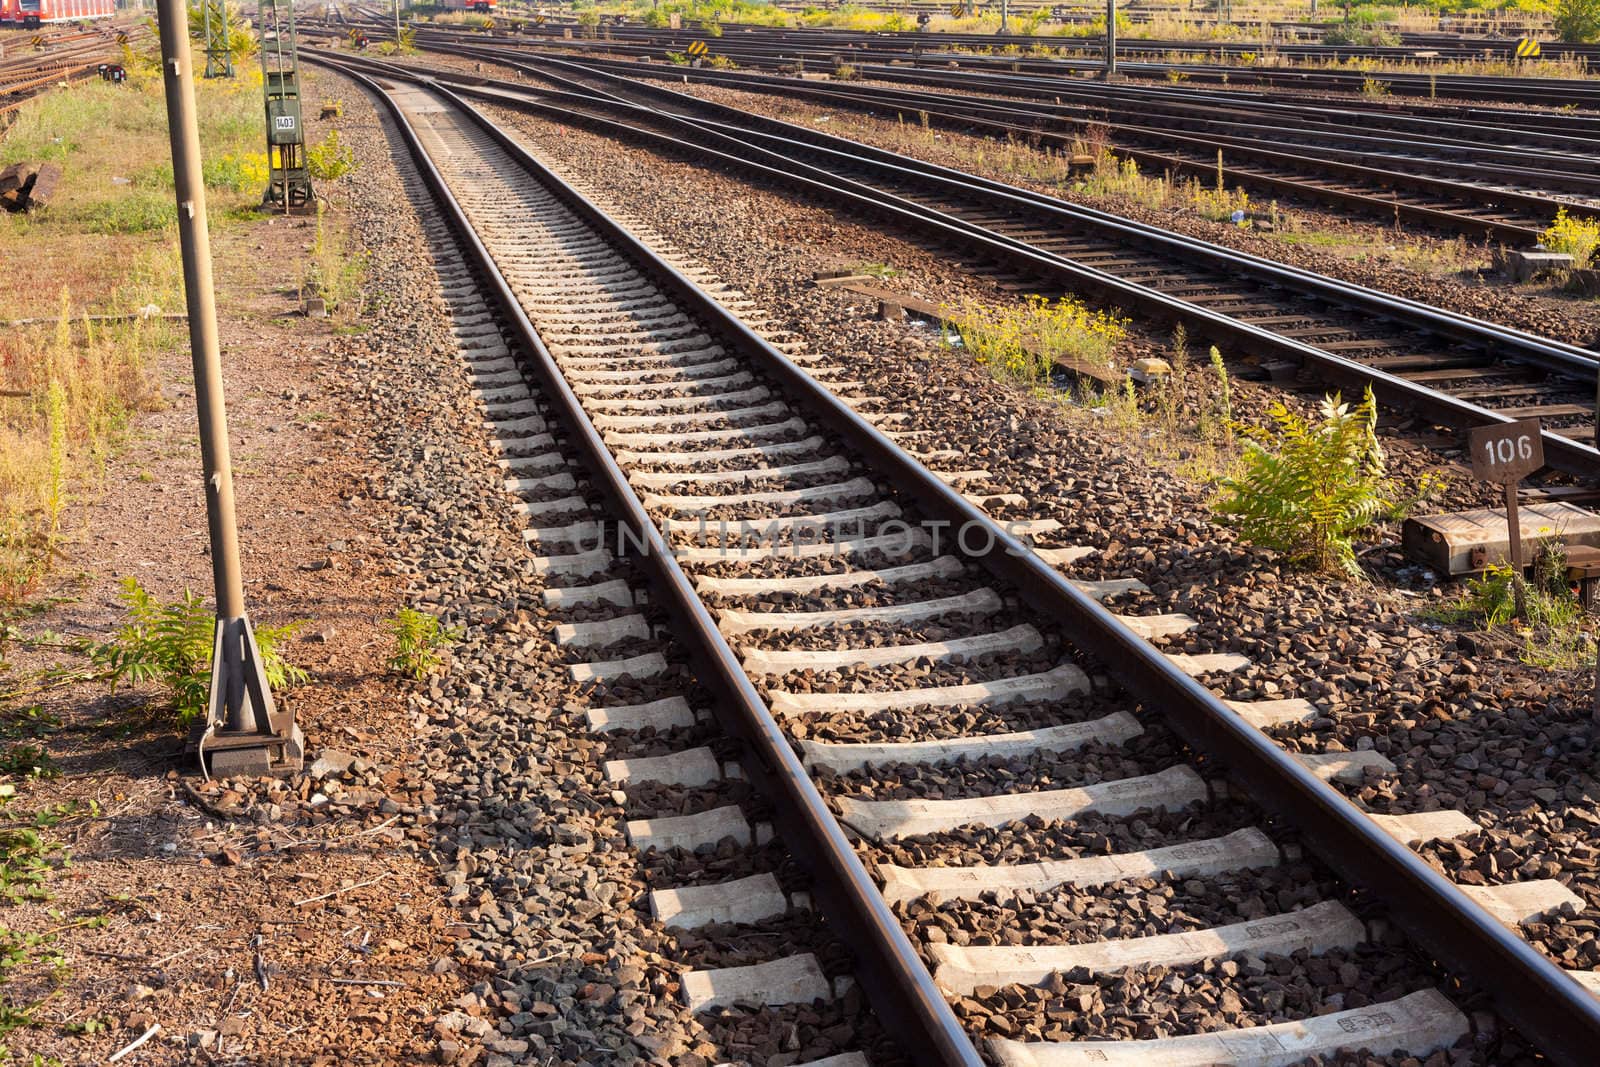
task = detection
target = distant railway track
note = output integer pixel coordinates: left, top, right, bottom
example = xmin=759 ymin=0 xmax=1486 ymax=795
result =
xmin=313 ymin=49 xmax=1600 ymax=1066
xmin=0 ymin=20 xmax=139 ymax=121
xmin=316 ymin=44 xmax=1600 ymax=486
xmin=417 ymin=34 xmax=1600 ymax=245
xmin=423 ymin=21 xmax=1600 ymax=108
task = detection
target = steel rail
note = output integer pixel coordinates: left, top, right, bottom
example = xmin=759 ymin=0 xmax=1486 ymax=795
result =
xmin=454 ymin=46 xmax=1580 ymax=241
xmin=326 ymin=57 xmax=983 ymax=1067
xmin=322 ymin=53 xmax=1600 ymax=1067
xmin=326 ymin=48 xmax=1600 ymax=478
xmin=413 ymin=29 xmax=1600 ymax=174
xmin=498 ymin=19 xmax=1600 ymax=65
xmin=403 ymin=28 xmax=1600 ymax=203
xmin=480 ymin=53 xmax=1600 ymax=378
xmin=422 ymin=22 xmax=1600 ymax=107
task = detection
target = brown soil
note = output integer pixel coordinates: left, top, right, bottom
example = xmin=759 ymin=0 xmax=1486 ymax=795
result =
xmin=4 ymin=170 xmax=467 ymax=1062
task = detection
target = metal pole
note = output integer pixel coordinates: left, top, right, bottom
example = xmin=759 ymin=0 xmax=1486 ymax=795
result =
xmin=394 ymin=0 xmax=401 ymax=49
xmin=1506 ymin=482 xmax=1527 ymax=619
xmin=1105 ymin=0 xmax=1116 ymax=78
xmin=155 ymin=0 xmax=302 ymax=777
xmin=999 ymin=0 xmax=1008 ymax=34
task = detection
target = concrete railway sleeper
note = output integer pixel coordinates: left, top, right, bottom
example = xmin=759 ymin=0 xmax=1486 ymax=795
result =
xmin=319 ymin=56 xmax=1600 ymax=1065
xmin=357 ymin=49 xmax=1600 ymax=482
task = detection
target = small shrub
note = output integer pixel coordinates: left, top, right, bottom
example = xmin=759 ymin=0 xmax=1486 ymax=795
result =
xmin=306 ymin=130 xmax=356 ymax=182
xmin=92 ymin=577 xmax=305 ymax=726
xmin=1215 ymin=389 xmax=1388 ymax=576
xmin=1541 ymin=207 xmax=1600 ymax=269
xmin=387 ymin=607 xmax=455 ymax=681
xmin=1324 ymin=22 xmax=1399 ymax=46
xmin=1555 ymin=0 xmax=1600 ymax=43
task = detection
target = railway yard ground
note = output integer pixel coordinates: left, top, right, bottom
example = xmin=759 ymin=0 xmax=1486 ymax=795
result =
xmin=5 ymin=11 xmax=1600 ymax=1067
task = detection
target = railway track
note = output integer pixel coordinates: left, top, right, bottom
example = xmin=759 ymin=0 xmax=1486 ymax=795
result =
xmin=322 ymin=47 xmax=1600 ymax=488
xmin=417 ymin=36 xmax=1600 ymax=245
xmin=324 ymin=54 xmax=1600 ymax=1065
xmin=461 ymin=11 xmax=1600 ymax=69
xmin=454 ymin=21 xmax=1600 ymax=108
xmin=0 ymin=21 xmax=138 ymax=120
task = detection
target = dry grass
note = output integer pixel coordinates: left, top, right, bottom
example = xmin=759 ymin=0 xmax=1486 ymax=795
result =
xmin=0 ymin=45 xmax=265 ymax=604
xmin=0 ymin=300 xmax=166 ymax=602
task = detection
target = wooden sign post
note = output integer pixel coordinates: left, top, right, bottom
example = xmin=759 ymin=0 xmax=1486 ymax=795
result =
xmin=1468 ymin=417 xmax=1544 ymax=616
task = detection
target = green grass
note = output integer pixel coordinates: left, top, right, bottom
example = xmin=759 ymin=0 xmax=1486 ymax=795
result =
xmin=1422 ymin=547 xmax=1596 ymax=669
xmin=0 ymin=50 xmax=267 ymax=248
xmin=0 ymin=44 xmax=268 ymax=607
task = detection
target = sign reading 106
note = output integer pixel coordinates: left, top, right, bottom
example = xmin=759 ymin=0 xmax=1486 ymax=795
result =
xmin=1468 ymin=418 xmax=1545 ymax=484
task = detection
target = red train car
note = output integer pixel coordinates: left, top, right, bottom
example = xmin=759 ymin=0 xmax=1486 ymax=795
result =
xmin=0 ymin=0 xmax=20 ymax=25
xmin=16 ymin=0 xmax=116 ymax=28
xmin=440 ymin=0 xmax=494 ymax=13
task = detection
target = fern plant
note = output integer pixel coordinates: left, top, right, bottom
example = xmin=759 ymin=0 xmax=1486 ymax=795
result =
xmin=1215 ymin=389 xmax=1389 ymax=576
xmin=93 ymin=577 xmax=305 ymax=725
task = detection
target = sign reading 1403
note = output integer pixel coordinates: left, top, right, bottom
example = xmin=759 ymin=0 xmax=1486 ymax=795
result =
xmin=1469 ymin=418 xmax=1544 ymax=484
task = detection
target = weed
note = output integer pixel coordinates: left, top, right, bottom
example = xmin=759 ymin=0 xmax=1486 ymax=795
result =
xmin=387 ymin=608 xmax=456 ymax=681
xmin=63 ymin=1016 xmax=109 ymax=1036
xmin=306 ymin=129 xmax=357 ymax=182
xmin=1324 ymin=23 xmax=1400 ymax=46
xmin=0 ymin=709 xmax=59 ymax=744
xmin=1385 ymin=470 xmax=1448 ymax=523
xmin=204 ymin=150 xmax=270 ymax=193
xmin=1541 ymin=207 xmax=1600 ymax=270
xmin=0 ymin=823 xmax=64 ymax=906
xmin=1427 ymin=552 xmax=1595 ymax=669
xmin=1360 ymin=75 xmax=1392 ymax=98
xmin=0 ymin=747 xmax=57 ymax=782
xmin=1205 ymin=346 xmax=1235 ymax=448
xmin=301 ymin=203 xmax=366 ymax=315
xmin=943 ymin=295 xmax=1127 ymax=386
xmin=92 ymin=577 xmax=306 ymax=727
xmin=1215 ymin=389 xmax=1389 ymax=576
